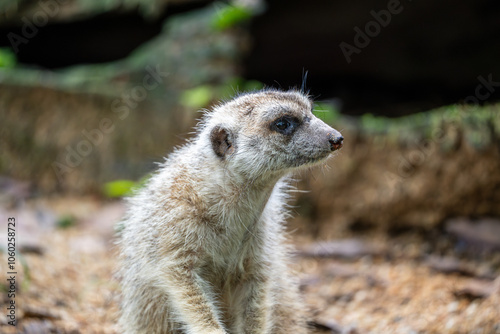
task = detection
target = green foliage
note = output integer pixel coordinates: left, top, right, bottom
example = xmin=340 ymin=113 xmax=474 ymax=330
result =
xmin=0 ymin=250 xmax=30 ymax=291
xmin=136 ymin=173 xmax=152 ymax=189
xmin=243 ymin=80 xmax=265 ymax=92
xmin=211 ymin=4 xmax=253 ymax=30
xmin=181 ymin=80 xmax=264 ymax=109
xmin=19 ymin=253 xmax=31 ymax=291
xmin=57 ymin=215 xmax=76 ymax=229
xmin=180 ymin=85 xmax=214 ymax=109
xmin=458 ymin=105 xmax=499 ymax=149
xmin=361 ymin=113 xmax=387 ymax=133
xmin=314 ymin=102 xmax=340 ymax=125
xmin=218 ymin=77 xmax=264 ymax=99
xmin=356 ymin=103 xmax=500 ymax=150
xmin=102 ymin=179 xmax=137 ymax=198
xmin=0 ymin=48 xmax=16 ymax=68
xmin=77 ymin=0 xmax=164 ymax=19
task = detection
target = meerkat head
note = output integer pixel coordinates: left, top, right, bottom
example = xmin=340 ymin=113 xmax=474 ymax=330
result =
xmin=204 ymin=89 xmax=343 ymax=180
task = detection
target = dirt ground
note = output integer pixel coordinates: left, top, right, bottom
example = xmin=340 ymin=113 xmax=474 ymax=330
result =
xmin=1 ymin=196 xmax=499 ymax=334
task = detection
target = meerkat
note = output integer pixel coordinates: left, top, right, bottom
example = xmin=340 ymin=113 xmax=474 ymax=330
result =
xmin=117 ymin=89 xmax=344 ymax=334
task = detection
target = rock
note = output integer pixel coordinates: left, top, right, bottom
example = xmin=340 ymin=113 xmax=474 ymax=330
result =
xmin=21 ymin=320 xmax=56 ymax=334
xmin=425 ymin=255 xmax=476 ymax=277
xmin=454 ymin=278 xmax=498 ymax=300
xmin=297 ymin=239 xmax=384 ymax=259
xmin=446 ymin=217 xmax=500 ymax=251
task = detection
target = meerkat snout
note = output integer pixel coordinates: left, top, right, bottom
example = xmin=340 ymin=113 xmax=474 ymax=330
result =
xmin=329 ymin=132 xmax=344 ymax=151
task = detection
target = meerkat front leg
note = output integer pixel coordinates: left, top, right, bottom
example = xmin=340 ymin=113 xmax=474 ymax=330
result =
xmin=232 ymin=262 xmax=273 ymax=334
xmin=161 ymin=263 xmax=227 ymax=334
xmin=243 ymin=280 xmax=273 ymax=333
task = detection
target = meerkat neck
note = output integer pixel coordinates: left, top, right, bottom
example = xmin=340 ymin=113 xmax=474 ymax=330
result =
xmin=193 ymin=145 xmax=286 ymax=224
xmin=207 ymin=166 xmax=283 ymax=212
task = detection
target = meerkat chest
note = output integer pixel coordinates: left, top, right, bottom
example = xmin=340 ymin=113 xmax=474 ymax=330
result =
xmin=203 ymin=212 xmax=269 ymax=277
xmin=198 ymin=185 xmax=281 ymax=280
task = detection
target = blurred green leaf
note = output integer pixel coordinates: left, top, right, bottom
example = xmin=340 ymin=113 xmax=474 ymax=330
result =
xmin=0 ymin=48 xmax=16 ymax=68
xmin=19 ymin=252 xmax=31 ymax=291
xmin=218 ymin=77 xmax=264 ymax=99
xmin=136 ymin=173 xmax=152 ymax=189
xmin=57 ymin=215 xmax=76 ymax=229
xmin=361 ymin=113 xmax=389 ymax=133
xmin=211 ymin=4 xmax=253 ymax=30
xmin=243 ymin=80 xmax=264 ymax=92
xmin=180 ymin=85 xmax=213 ymax=109
xmin=314 ymin=102 xmax=340 ymax=125
xmin=103 ymin=179 xmax=137 ymax=198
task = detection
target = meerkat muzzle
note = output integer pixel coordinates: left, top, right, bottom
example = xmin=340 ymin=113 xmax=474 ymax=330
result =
xmin=329 ymin=134 xmax=344 ymax=151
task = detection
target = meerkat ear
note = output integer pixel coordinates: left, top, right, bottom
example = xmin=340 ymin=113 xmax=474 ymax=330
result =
xmin=210 ymin=125 xmax=235 ymax=158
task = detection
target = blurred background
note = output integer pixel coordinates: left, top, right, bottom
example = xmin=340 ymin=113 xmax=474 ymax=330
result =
xmin=0 ymin=0 xmax=499 ymax=333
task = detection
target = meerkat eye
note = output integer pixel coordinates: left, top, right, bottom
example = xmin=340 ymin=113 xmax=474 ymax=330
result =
xmin=275 ymin=119 xmax=290 ymax=130
xmin=271 ymin=116 xmax=299 ymax=135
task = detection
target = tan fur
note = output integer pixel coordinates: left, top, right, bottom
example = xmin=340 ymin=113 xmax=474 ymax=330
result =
xmin=117 ymin=89 xmax=343 ymax=334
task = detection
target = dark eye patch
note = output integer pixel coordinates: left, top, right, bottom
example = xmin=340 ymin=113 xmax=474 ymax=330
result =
xmin=270 ymin=116 xmax=300 ymax=135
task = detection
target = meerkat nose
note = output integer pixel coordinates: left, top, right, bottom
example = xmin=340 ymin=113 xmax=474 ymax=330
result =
xmin=329 ymin=134 xmax=344 ymax=151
